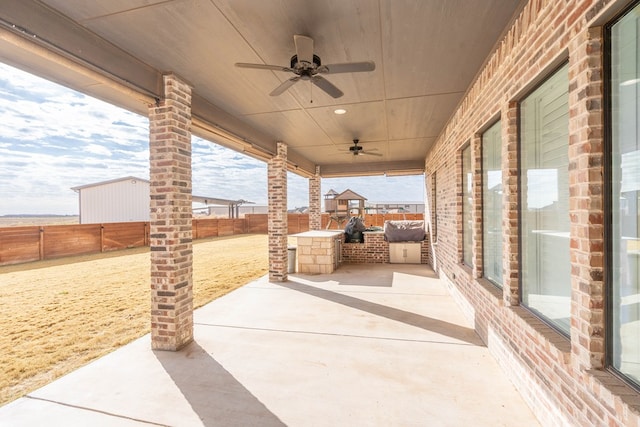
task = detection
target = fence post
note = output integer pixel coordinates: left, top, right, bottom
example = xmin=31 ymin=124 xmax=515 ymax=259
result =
xmin=39 ymin=227 xmax=44 ymax=261
xmin=100 ymin=224 xmax=105 ymax=252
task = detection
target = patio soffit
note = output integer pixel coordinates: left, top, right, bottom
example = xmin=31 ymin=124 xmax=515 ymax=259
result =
xmin=0 ymin=0 xmax=524 ymax=178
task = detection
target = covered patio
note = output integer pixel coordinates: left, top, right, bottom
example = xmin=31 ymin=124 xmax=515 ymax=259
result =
xmin=0 ymin=264 xmax=538 ymax=426
xmin=0 ymin=0 xmax=520 ymax=351
xmin=4 ymin=1 xmax=640 ymax=425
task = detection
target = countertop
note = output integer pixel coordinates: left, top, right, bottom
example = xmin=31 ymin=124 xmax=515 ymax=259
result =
xmin=291 ymin=230 xmax=344 ymax=238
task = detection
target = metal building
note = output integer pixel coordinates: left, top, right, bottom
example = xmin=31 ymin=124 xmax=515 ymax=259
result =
xmin=71 ymin=176 xmax=150 ymax=224
xmin=72 ymin=176 xmax=251 ymax=223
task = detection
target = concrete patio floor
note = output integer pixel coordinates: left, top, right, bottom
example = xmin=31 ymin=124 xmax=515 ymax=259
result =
xmin=0 ymin=264 xmax=540 ymax=426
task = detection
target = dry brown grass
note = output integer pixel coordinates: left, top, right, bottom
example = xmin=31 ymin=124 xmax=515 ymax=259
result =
xmin=0 ymin=234 xmax=269 ymax=405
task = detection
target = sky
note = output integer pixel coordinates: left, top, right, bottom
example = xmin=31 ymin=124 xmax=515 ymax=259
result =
xmin=0 ymin=62 xmax=425 ymax=216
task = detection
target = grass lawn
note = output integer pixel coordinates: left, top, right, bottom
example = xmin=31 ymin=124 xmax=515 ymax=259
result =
xmin=0 ymin=234 xmax=269 ymax=405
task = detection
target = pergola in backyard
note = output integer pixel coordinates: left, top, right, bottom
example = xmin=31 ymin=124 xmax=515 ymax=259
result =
xmin=0 ymin=1 xmax=523 ymax=350
xmin=192 ymin=195 xmax=252 ymax=218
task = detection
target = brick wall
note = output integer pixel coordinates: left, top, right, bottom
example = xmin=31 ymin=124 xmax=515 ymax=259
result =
xmin=341 ymin=231 xmax=431 ymax=265
xmin=420 ymin=239 xmax=431 ymax=266
xmin=424 ymin=1 xmax=638 ymax=426
xmin=342 ymin=232 xmax=389 ymax=264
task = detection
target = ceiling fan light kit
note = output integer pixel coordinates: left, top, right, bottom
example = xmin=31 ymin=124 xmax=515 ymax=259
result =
xmin=236 ymin=35 xmax=375 ymax=99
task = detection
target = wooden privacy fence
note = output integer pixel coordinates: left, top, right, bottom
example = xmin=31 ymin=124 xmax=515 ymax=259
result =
xmin=0 ymin=213 xmax=423 ymax=266
xmin=0 ymin=222 xmax=150 ymax=266
xmin=0 ymin=219 xmax=244 ymax=267
xmin=192 ymin=218 xmax=246 ymax=239
xmin=243 ymin=214 xmax=309 ymax=234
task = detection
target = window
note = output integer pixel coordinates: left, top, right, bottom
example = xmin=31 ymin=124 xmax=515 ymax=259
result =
xmin=610 ymin=2 xmax=640 ymax=387
xmin=482 ymin=121 xmax=503 ymax=287
xmin=462 ymin=144 xmax=473 ymax=266
xmin=520 ymin=63 xmax=570 ymax=335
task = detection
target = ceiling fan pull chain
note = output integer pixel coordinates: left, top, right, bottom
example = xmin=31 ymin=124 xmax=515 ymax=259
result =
xmin=310 ymin=81 xmax=313 ymax=103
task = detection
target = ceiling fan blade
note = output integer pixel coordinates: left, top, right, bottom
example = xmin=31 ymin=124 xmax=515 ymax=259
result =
xmin=270 ymin=76 xmax=300 ymax=96
xmin=311 ymin=75 xmax=344 ymax=98
xmin=360 ymin=151 xmax=383 ymax=157
xmin=294 ymin=35 xmax=314 ymax=64
xmin=235 ymin=63 xmax=293 ymax=72
xmin=318 ymin=61 xmax=376 ymax=74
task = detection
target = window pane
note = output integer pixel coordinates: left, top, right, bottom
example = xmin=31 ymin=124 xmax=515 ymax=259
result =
xmin=462 ymin=145 xmax=473 ymax=266
xmin=611 ymin=4 xmax=640 ymax=386
xmin=520 ymin=63 xmax=570 ymax=335
xmin=483 ymin=121 xmax=503 ymax=287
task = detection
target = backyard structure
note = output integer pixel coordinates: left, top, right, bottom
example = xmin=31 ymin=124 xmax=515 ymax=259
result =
xmin=72 ymin=176 xmax=250 ymax=223
xmin=323 ymin=188 xmax=367 ymax=228
xmin=71 ymin=177 xmax=149 ymax=224
xmin=1 ymin=2 xmax=640 ymax=426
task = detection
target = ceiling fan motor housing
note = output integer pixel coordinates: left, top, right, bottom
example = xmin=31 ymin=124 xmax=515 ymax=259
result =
xmin=291 ymin=54 xmax=322 ymax=69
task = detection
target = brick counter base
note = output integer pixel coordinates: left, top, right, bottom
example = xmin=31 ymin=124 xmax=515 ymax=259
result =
xmin=341 ymin=232 xmax=431 ymax=265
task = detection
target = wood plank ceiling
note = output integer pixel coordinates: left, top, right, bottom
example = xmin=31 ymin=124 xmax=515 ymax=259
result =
xmin=0 ymin=0 xmax=524 ymax=177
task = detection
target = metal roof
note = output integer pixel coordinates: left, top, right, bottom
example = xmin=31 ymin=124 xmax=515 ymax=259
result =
xmin=71 ymin=176 xmax=250 ymax=206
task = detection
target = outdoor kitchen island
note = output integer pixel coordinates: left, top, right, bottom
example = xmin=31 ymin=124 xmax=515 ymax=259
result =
xmin=292 ymin=230 xmax=344 ymax=274
xmin=292 ymin=221 xmax=431 ymax=274
xmin=341 ymin=229 xmax=431 ymax=265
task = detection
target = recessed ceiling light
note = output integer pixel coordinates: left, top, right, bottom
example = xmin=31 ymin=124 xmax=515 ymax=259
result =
xmin=334 ymin=108 xmax=347 ymax=115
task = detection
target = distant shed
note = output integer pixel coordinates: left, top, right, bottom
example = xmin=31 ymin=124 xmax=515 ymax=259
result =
xmin=71 ymin=176 xmax=150 ymax=224
xmin=72 ymin=176 xmax=251 ymax=224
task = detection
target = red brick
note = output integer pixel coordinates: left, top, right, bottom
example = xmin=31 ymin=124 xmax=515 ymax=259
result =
xmin=423 ymin=2 xmax=632 ymax=426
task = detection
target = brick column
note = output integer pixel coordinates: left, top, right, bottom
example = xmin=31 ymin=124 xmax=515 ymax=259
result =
xmin=471 ymin=134 xmax=483 ymax=279
xmin=502 ymin=101 xmax=519 ymax=306
xmin=149 ymin=73 xmax=193 ymax=351
xmin=268 ymin=142 xmax=288 ymax=281
xmin=568 ymin=27 xmax=605 ymax=370
xmin=309 ymin=166 xmax=321 ymax=230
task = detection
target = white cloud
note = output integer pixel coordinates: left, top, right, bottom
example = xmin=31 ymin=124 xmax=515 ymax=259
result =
xmin=84 ymin=144 xmax=112 ymax=157
xmin=0 ymin=62 xmax=424 ymax=216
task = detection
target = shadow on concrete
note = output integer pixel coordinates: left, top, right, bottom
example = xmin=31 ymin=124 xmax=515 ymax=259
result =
xmin=279 ymin=279 xmax=483 ymax=346
xmin=155 ymin=342 xmax=285 ymax=427
xmin=296 ymin=264 xmax=439 ymax=288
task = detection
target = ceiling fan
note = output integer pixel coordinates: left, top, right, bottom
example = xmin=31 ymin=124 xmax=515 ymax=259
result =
xmin=342 ymin=139 xmax=382 ymax=157
xmin=235 ymin=35 xmax=375 ymax=98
